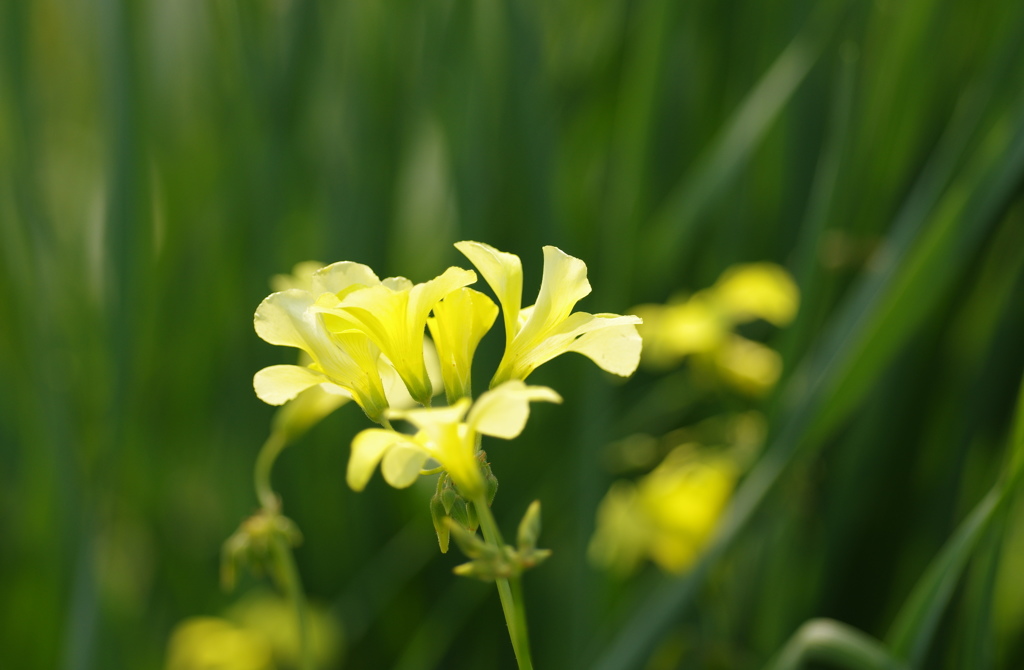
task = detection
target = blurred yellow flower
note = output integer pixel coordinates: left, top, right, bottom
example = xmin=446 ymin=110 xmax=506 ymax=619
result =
xmin=427 ymin=287 xmax=499 ymax=403
xmin=455 ymin=241 xmax=642 ymax=386
xmin=589 ymin=445 xmax=737 ymax=574
xmin=633 ymin=262 xmax=798 ymax=394
xmin=347 ymin=381 xmax=561 ymax=498
xmin=165 ymin=617 xmax=273 ymax=670
xmin=318 ymin=266 xmax=477 ymax=406
xmin=166 ymin=592 xmax=342 ymax=670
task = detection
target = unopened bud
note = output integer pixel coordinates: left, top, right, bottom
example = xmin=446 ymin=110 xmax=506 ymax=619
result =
xmin=517 ymin=500 xmax=542 ymax=553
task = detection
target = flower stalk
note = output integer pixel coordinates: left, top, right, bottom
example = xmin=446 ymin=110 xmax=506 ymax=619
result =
xmin=473 ymin=494 xmax=534 ymax=670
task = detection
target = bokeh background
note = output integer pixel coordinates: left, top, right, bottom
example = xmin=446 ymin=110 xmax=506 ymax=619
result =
xmin=2 ymin=0 xmax=1024 ymax=668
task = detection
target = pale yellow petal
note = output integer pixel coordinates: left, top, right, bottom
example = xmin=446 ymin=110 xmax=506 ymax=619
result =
xmin=389 ymin=397 xmax=472 ymax=430
xmin=455 ymin=241 xmax=523 ymax=344
xmin=711 ymin=263 xmax=799 ymax=326
xmin=408 ymin=266 xmax=478 ymax=330
xmin=506 ymin=312 xmax=642 ymax=381
xmin=383 ymin=276 xmax=415 ymax=292
xmin=254 ymin=289 xmax=317 ymax=350
xmin=311 ymin=261 xmax=380 ymax=297
xmin=515 ymin=245 xmax=592 ymax=346
xmin=566 ymin=314 xmax=643 ymax=377
xmin=467 ymin=380 xmax=562 ymax=440
xmin=381 ymin=443 xmax=431 ymax=488
xmin=427 ymin=287 xmax=498 ymax=402
xmin=254 ymin=365 xmax=331 ymax=406
xmin=348 ymin=429 xmax=415 ymax=491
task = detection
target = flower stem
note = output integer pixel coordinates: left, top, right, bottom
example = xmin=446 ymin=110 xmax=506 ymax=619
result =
xmin=254 ymin=430 xmax=288 ymax=512
xmin=473 ymin=495 xmax=534 ymax=670
xmin=270 ymin=533 xmax=314 ymax=670
xmin=254 ymin=430 xmax=313 ymax=670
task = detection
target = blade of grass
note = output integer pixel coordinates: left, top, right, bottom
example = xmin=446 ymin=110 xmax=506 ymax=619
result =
xmin=764 ymin=619 xmax=906 ymax=670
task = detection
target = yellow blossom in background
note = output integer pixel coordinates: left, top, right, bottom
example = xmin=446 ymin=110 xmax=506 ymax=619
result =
xmin=347 ymin=381 xmax=561 ymax=498
xmin=589 ymin=445 xmax=738 ymax=575
xmin=427 ymin=287 xmax=499 ymax=403
xmin=166 ymin=592 xmax=342 ymax=670
xmin=711 ymin=263 xmax=799 ymax=326
xmin=269 ymin=260 xmax=327 ymax=294
xmin=633 ymin=262 xmax=798 ymax=394
xmin=714 ymin=335 xmax=784 ymax=396
xmin=166 ymin=617 xmax=274 ymax=670
xmin=455 ymin=241 xmax=643 ymax=386
xmin=318 ymin=266 xmax=477 ymax=406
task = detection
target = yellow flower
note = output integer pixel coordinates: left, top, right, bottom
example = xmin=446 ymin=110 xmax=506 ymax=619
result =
xmin=269 ymin=260 xmax=327 ymax=293
xmin=714 ymin=335 xmax=783 ymax=395
xmin=347 ymin=381 xmax=561 ymax=498
xmin=710 ymin=262 xmax=799 ymax=327
xmin=427 ymin=287 xmax=499 ymax=403
xmin=633 ymin=262 xmax=798 ymax=394
xmin=165 ymin=617 xmax=273 ymax=670
xmin=318 ymin=266 xmax=477 ymax=406
xmin=253 ymin=261 xmax=391 ymax=423
xmin=166 ymin=593 xmax=343 ymax=670
xmin=455 ymin=241 xmax=642 ymax=386
xmin=589 ymin=445 xmax=737 ymax=575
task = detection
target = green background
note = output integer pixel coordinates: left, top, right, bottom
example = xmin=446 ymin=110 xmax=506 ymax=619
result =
xmin=2 ymin=0 xmax=1024 ymax=668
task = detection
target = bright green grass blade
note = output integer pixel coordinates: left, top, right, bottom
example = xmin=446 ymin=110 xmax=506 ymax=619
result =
xmin=764 ymin=619 xmax=906 ymax=670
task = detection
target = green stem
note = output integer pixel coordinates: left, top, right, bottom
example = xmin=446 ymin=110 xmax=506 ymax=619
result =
xmin=254 ymin=430 xmax=288 ymax=512
xmin=473 ymin=495 xmax=534 ymax=670
xmin=270 ymin=533 xmax=315 ymax=670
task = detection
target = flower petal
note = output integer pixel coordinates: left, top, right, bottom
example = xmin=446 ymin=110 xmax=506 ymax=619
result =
xmin=254 ymin=290 xmax=316 ymax=350
xmin=311 ymin=261 xmax=380 ymax=297
xmin=389 ymin=398 xmax=472 ymax=431
xmin=254 ymin=365 xmax=333 ymax=406
xmin=408 ymin=266 xmax=478 ymax=333
xmin=515 ymin=245 xmax=592 ymax=346
xmin=566 ymin=315 xmax=643 ymax=377
xmin=427 ymin=287 xmax=498 ymax=402
xmin=506 ymin=312 xmax=642 ymax=381
xmin=467 ymin=380 xmax=562 ymax=440
xmin=348 ymin=429 xmax=417 ymax=491
xmin=455 ymin=241 xmax=523 ymax=344
xmin=711 ymin=263 xmax=799 ymax=326
xmin=326 ymin=267 xmax=475 ymax=405
xmin=381 ymin=444 xmax=431 ymax=488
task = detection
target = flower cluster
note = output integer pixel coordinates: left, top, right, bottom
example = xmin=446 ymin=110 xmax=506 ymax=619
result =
xmin=632 ymin=263 xmax=798 ymax=394
xmin=588 ymin=263 xmax=799 ymax=576
xmin=253 ymin=240 xmax=642 ymax=505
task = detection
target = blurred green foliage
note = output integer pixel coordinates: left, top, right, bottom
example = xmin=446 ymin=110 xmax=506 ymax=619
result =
xmin=2 ymin=0 xmax=1024 ymax=668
